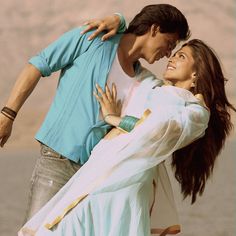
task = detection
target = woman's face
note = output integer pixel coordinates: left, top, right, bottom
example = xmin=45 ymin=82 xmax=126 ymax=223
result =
xmin=163 ymin=45 xmax=197 ymax=89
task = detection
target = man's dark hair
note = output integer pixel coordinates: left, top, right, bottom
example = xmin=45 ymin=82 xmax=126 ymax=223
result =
xmin=125 ymin=4 xmax=190 ymax=41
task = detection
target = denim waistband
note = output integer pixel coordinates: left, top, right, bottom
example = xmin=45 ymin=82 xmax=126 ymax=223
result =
xmin=40 ymin=144 xmax=66 ymax=159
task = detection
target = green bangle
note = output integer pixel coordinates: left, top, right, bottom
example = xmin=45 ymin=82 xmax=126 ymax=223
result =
xmin=114 ymin=13 xmax=127 ymax=33
xmin=118 ymin=115 xmax=139 ymax=132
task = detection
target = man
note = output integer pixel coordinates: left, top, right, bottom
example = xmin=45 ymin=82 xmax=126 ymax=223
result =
xmin=0 ymin=4 xmax=190 ymax=220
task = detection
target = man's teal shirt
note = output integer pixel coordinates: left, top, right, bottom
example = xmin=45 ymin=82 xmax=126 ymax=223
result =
xmin=28 ymin=16 xmax=133 ymax=164
xmin=29 ymin=27 xmax=124 ymax=164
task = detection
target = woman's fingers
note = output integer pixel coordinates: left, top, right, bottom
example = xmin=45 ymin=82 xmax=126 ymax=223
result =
xmin=112 ymin=83 xmax=117 ymax=101
xmin=101 ymin=29 xmax=116 ymax=41
xmin=117 ymin=99 xmax=122 ymax=114
xmin=81 ymin=19 xmax=102 ymax=31
xmin=87 ymin=26 xmax=105 ymax=41
xmin=105 ymin=84 xmax=112 ymax=103
xmin=95 ymin=83 xmax=119 ymax=106
xmin=93 ymin=91 xmax=103 ymax=105
xmin=96 ymin=84 xmax=106 ymax=97
xmin=95 ymin=84 xmax=111 ymax=105
xmin=81 ymin=15 xmax=120 ymax=41
xmin=81 ymin=20 xmax=106 ymax=41
xmin=80 ymin=21 xmax=95 ymax=34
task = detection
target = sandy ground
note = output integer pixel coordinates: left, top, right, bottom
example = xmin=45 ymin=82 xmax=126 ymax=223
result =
xmin=0 ymin=0 xmax=235 ymax=235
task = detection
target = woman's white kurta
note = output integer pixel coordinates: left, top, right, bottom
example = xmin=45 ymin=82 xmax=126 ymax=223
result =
xmin=19 ymin=78 xmax=210 ymax=236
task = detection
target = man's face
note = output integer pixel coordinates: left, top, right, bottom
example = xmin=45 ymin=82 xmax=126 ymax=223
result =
xmin=141 ymin=26 xmax=179 ymax=64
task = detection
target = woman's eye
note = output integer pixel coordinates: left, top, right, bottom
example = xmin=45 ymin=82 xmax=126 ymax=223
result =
xmin=179 ymin=54 xmax=185 ymax=59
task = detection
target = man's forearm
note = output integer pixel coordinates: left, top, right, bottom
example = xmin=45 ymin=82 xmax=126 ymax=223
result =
xmin=5 ymin=64 xmax=41 ymax=112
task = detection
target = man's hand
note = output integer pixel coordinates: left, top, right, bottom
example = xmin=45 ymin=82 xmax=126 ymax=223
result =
xmin=0 ymin=113 xmax=13 ymax=147
xmin=80 ymin=14 xmax=121 ymax=41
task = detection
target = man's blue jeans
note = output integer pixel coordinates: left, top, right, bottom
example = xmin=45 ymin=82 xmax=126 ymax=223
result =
xmin=24 ymin=144 xmax=81 ymax=222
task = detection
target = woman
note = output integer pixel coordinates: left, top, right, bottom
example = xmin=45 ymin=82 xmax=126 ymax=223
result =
xmin=19 ymin=39 xmax=235 ymax=236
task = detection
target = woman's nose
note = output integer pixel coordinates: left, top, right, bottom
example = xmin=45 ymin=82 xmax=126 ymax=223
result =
xmin=165 ymin=50 xmax=172 ymax=58
xmin=168 ymin=53 xmax=177 ymax=62
xmin=168 ymin=56 xmax=174 ymax=62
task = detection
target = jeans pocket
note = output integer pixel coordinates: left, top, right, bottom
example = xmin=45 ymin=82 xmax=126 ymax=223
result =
xmin=41 ymin=145 xmax=67 ymax=162
xmin=41 ymin=155 xmax=68 ymax=162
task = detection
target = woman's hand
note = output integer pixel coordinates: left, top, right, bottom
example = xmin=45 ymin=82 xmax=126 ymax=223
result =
xmin=94 ymin=83 xmax=122 ymax=120
xmin=80 ymin=14 xmax=121 ymax=41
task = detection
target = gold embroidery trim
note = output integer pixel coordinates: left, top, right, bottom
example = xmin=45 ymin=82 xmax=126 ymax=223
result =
xmin=151 ymin=224 xmax=181 ymax=235
xmin=135 ymin=108 xmax=151 ymax=126
xmin=44 ymin=194 xmax=88 ymax=230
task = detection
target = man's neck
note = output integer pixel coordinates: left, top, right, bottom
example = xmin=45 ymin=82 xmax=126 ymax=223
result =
xmin=117 ymin=34 xmax=141 ymax=77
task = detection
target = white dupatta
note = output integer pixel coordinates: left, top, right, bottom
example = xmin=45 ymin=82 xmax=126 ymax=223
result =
xmin=19 ymin=81 xmax=210 ymax=236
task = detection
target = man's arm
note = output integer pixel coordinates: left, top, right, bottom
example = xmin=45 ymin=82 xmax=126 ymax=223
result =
xmin=4 ymin=64 xmax=41 ymax=112
xmin=0 ymin=64 xmax=41 ymax=147
xmin=0 ymin=26 xmax=98 ymax=147
xmin=0 ymin=13 xmax=125 ymax=148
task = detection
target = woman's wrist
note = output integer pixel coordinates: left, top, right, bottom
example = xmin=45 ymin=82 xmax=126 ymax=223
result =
xmin=104 ymin=113 xmax=116 ymax=122
xmin=114 ymin=13 xmax=127 ymax=33
xmin=104 ymin=113 xmax=140 ymax=133
xmin=104 ymin=114 xmax=121 ymax=127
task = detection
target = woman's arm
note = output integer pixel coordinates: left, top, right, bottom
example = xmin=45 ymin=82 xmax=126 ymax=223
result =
xmin=94 ymin=83 xmax=141 ymax=133
xmin=81 ymin=13 xmax=126 ymax=41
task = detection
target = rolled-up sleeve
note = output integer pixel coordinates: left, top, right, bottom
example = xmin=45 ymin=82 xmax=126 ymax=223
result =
xmin=28 ymin=27 xmax=95 ymax=77
xmin=29 ymin=53 xmax=52 ymax=77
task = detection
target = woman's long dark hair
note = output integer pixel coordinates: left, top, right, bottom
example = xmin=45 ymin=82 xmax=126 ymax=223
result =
xmin=172 ymin=39 xmax=236 ymax=203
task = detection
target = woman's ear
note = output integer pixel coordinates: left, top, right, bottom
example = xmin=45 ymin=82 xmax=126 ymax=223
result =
xmin=190 ymin=73 xmax=197 ymax=88
xmin=192 ymin=72 xmax=197 ymax=78
xmin=191 ymin=72 xmax=197 ymax=81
